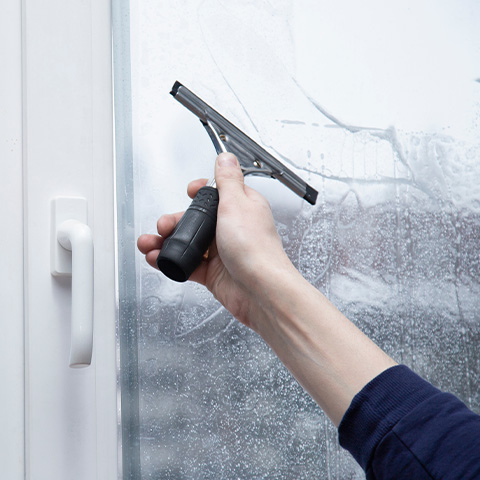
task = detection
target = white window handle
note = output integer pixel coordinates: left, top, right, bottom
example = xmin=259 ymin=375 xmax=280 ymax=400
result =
xmin=51 ymin=197 xmax=94 ymax=368
xmin=57 ymin=220 xmax=94 ymax=367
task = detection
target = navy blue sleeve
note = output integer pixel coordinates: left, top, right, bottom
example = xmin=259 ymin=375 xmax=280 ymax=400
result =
xmin=338 ymin=365 xmax=480 ymax=480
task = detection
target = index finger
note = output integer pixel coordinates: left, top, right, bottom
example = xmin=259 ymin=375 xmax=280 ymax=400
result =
xmin=187 ymin=178 xmax=208 ymax=199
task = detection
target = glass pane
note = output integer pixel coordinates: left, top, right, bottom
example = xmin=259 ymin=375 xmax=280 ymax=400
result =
xmin=114 ymin=1 xmax=480 ymax=478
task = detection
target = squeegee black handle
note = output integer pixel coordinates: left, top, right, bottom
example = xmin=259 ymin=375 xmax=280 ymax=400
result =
xmin=156 ymin=186 xmax=219 ymax=282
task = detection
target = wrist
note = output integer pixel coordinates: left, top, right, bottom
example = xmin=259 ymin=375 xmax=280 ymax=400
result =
xmin=246 ymin=260 xmax=312 ymax=334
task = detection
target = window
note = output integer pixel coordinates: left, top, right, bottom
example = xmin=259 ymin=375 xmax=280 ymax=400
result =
xmin=114 ymin=1 xmax=480 ymax=478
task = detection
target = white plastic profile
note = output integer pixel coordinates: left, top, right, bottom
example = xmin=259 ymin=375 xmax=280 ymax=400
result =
xmin=51 ymin=197 xmax=94 ymax=368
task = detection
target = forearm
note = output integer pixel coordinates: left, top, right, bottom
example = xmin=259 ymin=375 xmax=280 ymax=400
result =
xmin=249 ymin=263 xmax=397 ymax=426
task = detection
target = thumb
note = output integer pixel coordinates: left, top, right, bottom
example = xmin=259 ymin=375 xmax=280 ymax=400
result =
xmin=214 ymin=152 xmax=245 ymax=196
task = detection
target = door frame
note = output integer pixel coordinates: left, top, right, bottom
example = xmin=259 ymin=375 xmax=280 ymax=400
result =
xmin=0 ymin=0 xmax=25 ymax=477
xmin=0 ymin=0 xmax=118 ymax=478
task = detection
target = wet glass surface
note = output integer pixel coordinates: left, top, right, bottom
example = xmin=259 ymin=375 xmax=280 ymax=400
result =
xmin=114 ymin=1 xmax=480 ymax=478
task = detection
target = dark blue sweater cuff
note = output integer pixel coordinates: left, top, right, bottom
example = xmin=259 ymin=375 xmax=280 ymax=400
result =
xmin=338 ymin=365 xmax=440 ymax=471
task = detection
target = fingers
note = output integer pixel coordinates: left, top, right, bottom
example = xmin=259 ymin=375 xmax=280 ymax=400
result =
xmin=137 ymin=211 xmax=184 ymax=255
xmin=137 ymin=233 xmax=162 ymax=254
xmin=137 ymin=234 xmax=161 ymax=269
xmin=137 ymin=230 xmax=214 ymax=284
xmin=214 ymin=153 xmax=245 ymax=199
xmin=187 ymin=178 xmax=208 ymax=198
xmin=157 ymin=211 xmax=184 ymax=237
xmin=144 ymin=249 xmax=160 ymax=269
xmin=137 ymin=211 xmax=184 ymax=270
xmin=139 ymin=159 xmax=244 ymax=280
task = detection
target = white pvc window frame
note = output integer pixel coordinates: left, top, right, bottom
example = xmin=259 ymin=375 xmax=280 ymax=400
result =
xmin=0 ymin=0 xmax=118 ymax=478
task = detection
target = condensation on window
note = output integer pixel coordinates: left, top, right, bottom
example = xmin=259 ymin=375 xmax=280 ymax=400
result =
xmin=115 ymin=0 xmax=480 ymax=478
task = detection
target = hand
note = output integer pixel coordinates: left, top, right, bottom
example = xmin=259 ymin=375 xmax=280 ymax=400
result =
xmin=137 ymin=153 xmax=295 ymax=331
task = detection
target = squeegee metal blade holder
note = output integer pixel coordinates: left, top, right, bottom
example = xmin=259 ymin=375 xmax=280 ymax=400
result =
xmin=170 ymin=81 xmax=318 ymax=205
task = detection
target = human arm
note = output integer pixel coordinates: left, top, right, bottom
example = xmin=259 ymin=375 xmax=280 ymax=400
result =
xmin=137 ymin=152 xmax=397 ymax=426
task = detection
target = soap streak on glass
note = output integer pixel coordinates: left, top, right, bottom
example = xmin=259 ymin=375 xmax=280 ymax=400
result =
xmin=114 ymin=0 xmax=480 ymax=478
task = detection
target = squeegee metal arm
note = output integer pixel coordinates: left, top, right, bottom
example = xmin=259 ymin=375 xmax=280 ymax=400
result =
xmin=170 ymin=81 xmax=318 ymax=205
